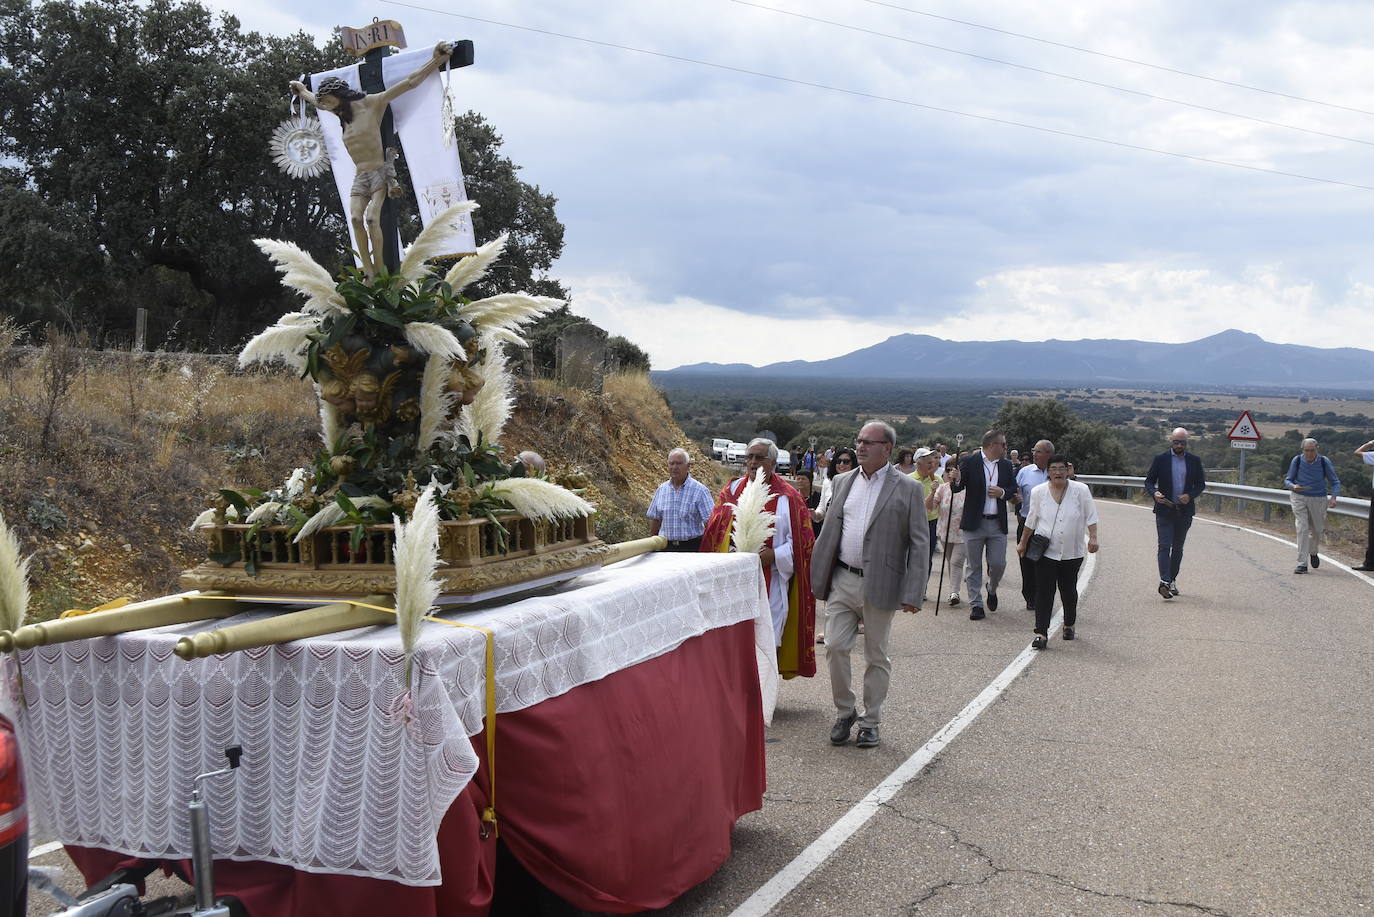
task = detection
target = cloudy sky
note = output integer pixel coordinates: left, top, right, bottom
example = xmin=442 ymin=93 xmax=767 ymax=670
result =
xmin=218 ymin=0 xmax=1374 ymax=368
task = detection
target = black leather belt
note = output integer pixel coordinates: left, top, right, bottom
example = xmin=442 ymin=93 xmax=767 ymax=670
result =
xmin=667 ymin=537 xmax=701 ymax=547
xmin=835 ymin=559 xmax=863 ymax=577
xmin=983 ymin=514 xmax=998 ymax=519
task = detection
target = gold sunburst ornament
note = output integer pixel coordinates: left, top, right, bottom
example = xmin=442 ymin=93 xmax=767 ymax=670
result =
xmin=270 ymin=97 xmax=330 ymax=180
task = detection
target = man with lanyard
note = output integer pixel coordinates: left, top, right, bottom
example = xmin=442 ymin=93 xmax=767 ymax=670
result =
xmin=646 ymin=448 xmax=715 ymax=552
xmin=911 ymin=448 xmax=941 ymax=576
xmin=1014 ymin=440 xmax=1054 ymax=611
xmin=701 ymin=438 xmax=816 ymax=678
xmin=1143 ymin=427 xmax=1206 ymax=598
xmin=953 ymin=431 xmax=1016 ymax=620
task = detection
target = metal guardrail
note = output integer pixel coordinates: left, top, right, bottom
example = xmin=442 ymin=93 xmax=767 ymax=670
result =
xmin=1077 ymin=475 xmax=1371 ymax=520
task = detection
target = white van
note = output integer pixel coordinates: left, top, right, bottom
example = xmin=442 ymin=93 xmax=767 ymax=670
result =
xmin=775 ymin=449 xmax=792 ymax=473
xmin=711 ymin=438 xmax=731 ymax=461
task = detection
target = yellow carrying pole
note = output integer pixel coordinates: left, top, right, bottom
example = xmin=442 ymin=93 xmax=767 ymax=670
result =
xmin=0 ymin=592 xmax=238 ymax=652
xmin=600 ymin=535 xmax=666 ymax=566
xmin=173 ymin=595 xmax=394 ymax=660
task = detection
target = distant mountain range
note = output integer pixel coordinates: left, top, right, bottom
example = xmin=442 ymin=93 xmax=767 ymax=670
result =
xmin=661 ymin=330 xmax=1374 ymax=389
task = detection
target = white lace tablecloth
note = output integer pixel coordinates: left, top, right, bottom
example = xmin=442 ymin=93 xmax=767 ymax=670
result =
xmin=8 ymin=552 xmax=769 ymax=886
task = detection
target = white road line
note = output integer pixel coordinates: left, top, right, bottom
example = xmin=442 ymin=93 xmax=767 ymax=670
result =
xmin=29 ymin=839 xmax=64 ymax=858
xmin=726 ymin=551 xmax=1098 ymax=917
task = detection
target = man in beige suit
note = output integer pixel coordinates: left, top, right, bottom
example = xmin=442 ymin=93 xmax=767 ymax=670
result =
xmin=811 ymin=420 xmax=929 ymax=749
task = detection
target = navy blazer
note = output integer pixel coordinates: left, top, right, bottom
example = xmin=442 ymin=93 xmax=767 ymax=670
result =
xmin=1144 ymin=450 xmax=1206 ymax=516
xmin=953 ymin=451 xmax=1017 ymax=533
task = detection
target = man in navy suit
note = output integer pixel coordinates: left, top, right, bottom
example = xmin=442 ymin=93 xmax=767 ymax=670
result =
xmin=953 ymin=430 xmax=1017 ymax=620
xmin=1143 ymin=427 xmax=1207 ymax=599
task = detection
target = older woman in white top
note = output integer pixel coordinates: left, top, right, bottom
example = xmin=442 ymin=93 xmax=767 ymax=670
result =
xmin=1016 ymin=455 xmax=1099 ymax=649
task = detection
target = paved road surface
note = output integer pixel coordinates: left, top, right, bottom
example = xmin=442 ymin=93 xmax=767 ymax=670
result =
xmin=653 ymin=500 xmax=1373 ymax=917
xmin=25 ymin=501 xmax=1373 ymax=916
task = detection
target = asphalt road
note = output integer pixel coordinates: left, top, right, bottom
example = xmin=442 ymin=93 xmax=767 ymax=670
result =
xmin=652 ymin=500 xmax=1373 ymax=917
xmin=24 ymin=501 xmax=1374 ymax=916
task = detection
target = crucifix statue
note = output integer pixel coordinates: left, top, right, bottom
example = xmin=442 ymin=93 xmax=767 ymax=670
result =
xmin=290 ymin=41 xmax=454 ymax=279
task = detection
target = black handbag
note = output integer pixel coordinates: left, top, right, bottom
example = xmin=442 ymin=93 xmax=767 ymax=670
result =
xmin=1024 ymin=492 xmax=1063 ymax=562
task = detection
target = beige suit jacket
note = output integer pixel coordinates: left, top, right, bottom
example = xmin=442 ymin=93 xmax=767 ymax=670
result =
xmin=810 ymin=467 xmax=930 ymax=610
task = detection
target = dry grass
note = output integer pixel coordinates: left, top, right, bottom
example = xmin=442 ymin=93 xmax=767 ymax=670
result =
xmin=0 ymin=351 xmax=319 ymax=619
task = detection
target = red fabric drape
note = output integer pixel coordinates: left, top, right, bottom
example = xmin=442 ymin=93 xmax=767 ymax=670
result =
xmin=68 ymin=621 xmax=764 ymax=916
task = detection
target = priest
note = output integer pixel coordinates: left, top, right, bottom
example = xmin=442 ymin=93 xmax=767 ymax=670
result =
xmin=701 ymin=438 xmax=816 ymax=678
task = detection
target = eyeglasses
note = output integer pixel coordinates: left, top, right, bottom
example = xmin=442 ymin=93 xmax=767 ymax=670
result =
xmin=855 ymin=438 xmax=888 ymax=447
xmin=1170 ymin=440 xmax=1186 ymax=445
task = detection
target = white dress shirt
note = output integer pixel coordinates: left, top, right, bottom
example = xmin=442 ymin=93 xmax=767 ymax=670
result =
xmin=1024 ymin=479 xmax=1099 ymax=561
xmin=839 ymin=463 xmax=889 ymax=569
xmin=981 ymin=456 xmax=1001 ymax=515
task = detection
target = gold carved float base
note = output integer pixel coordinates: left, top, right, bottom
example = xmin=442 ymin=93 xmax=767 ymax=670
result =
xmin=179 ymin=512 xmax=609 ymax=600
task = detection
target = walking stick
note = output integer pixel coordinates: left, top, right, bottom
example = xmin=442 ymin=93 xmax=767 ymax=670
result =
xmin=933 ymin=453 xmax=959 ymax=616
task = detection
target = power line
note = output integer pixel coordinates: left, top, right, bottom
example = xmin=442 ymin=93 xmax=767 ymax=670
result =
xmin=731 ymin=0 xmax=1374 ymax=148
xmin=380 ymin=0 xmax=1374 ymax=193
xmin=848 ymin=0 xmax=1374 ymax=118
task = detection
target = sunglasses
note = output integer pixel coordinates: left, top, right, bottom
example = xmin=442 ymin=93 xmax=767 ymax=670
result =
xmin=1171 ymin=440 xmax=1186 ymax=445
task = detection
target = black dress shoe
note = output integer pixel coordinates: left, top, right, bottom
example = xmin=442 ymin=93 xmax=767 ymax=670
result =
xmin=1063 ymin=626 xmax=1075 ymax=640
xmin=969 ymin=606 xmax=986 ymax=621
xmin=1310 ymin=554 xmax=1320 ymax=569
xmin=1355 ymin=563 xmax=1374 ymax=572
xmin=1031 ymin=635 xmax=1048 ymax=650
xmin=855 ymin=726 xmax=880 ymax=748
xmin=987 ymin=590 xmax=998 ymax=612
xmin=829 ymin=711 xmax=858 ymax=745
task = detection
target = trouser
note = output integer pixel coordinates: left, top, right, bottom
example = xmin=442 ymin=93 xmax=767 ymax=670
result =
xmin=825 ymin=567 xmax=897 ymax=728
xmin=1290 ymin=493 xmax=1329 ymax=561
xmin=927 ymin=519 xmax=938 ymax=576
xmin=963 ymin=517 xmax=1007 ymax=608
xmin=1033 ymin=556 xmax=1084 ymax=635
xmin=663 ymin=536 xmax=702 ymax=553
xmin=942 ymin=541 xmax=966 ymax=596
xmin=1366 ymin=497 xmax=1374 ymax=567
xmin=1016 ymin=515 xmax=1036 ymax=607
xmin=1155 ymin=511 xmax=1194 ymax=583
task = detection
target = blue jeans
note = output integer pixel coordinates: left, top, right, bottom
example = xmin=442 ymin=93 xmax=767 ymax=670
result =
xmin=1155 ymin=511 xmax=1194 ymax=582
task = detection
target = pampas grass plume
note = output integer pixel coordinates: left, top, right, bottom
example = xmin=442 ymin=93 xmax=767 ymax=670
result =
xmin=731 ymin=468 xmax=776 ymax=555
xmin=486 ymin=478 xmax=593 ymax=520
xmin=397 ymin=201 xmax=480 ymax=283
xmin=443 ymin=233 xmax=508 ymax=294
xmin=403 ymin=322 xmax=467 ymax=361
xmin=456 ymin=335 xmax=514 ymax=445
xmin=0 ymin=510 xmax=32 ymax=632
xmin=392 ymin=486 xmax=443 ymax=685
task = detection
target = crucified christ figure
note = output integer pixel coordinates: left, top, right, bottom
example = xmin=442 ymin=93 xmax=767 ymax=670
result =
xmin=291 ymin=41 xmax=453 ymax=279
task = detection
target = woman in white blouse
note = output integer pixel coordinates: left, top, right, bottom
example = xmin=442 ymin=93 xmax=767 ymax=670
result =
xmin=1016 ymin=455 xmax=1099 ymax=649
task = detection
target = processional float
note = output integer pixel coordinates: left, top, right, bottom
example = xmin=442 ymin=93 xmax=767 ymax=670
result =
xmin=0 ymin=20 xmax=665 ymax=671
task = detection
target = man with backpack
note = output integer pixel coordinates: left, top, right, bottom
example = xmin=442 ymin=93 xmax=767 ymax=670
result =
xmin=1284 ymin=438 xmax=1340 ymax=574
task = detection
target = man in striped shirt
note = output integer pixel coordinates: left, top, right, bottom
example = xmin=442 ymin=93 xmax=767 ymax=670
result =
xmin=647 ymin=448 xmax=716 ymax=552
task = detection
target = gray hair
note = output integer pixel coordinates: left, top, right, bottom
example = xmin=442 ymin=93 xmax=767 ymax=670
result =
xmin=1301 ymin=437 xmax=1318 ymax=449
xmin=860 ymin=420 xmax=896 ymax=445
xmin=667 ymin=447 xmax=691 ymax=462
xmin=747 ymin=438 xmax=779 ymax=462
